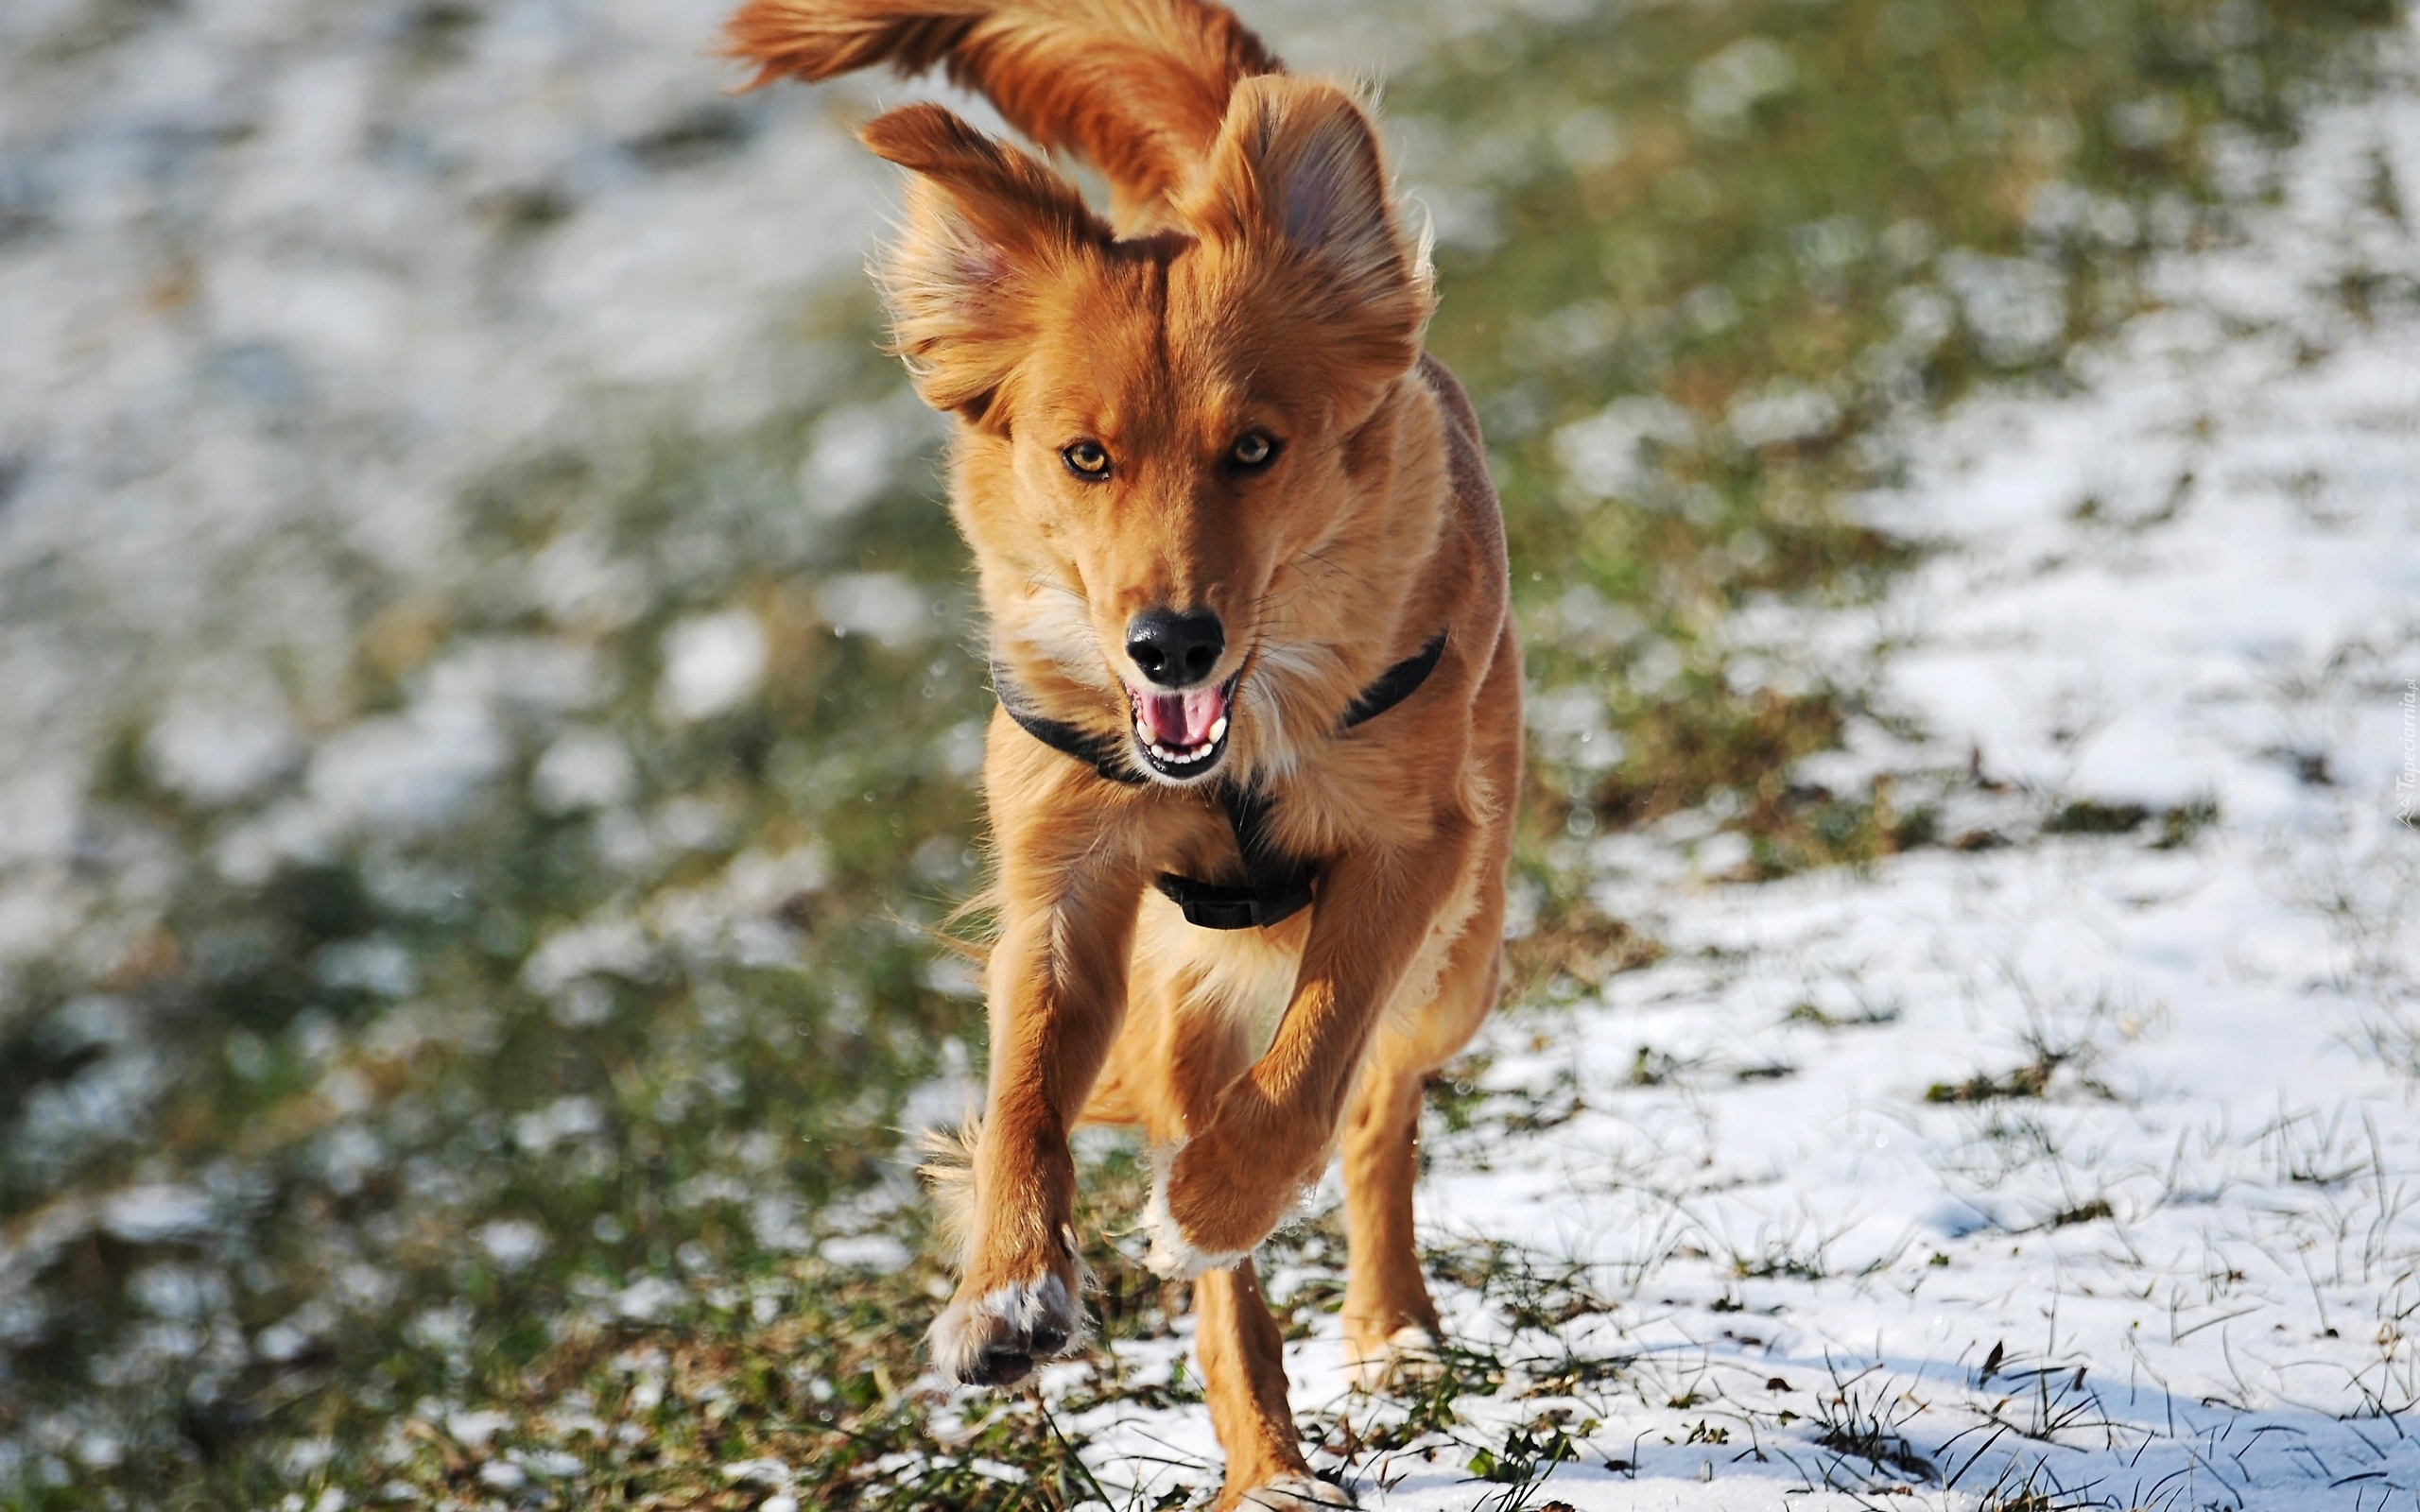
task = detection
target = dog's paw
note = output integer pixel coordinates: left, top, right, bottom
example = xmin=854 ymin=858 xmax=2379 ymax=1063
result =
xmin=1142 ymin=1149 xmax=1246 ymax=1280
xmin=925 ymin=1268 xmax=1085 ymax=1386
xmin=1236 ymin=1473 xmax=1355 ymax=1509
xmin=1343 ymin=1324 xmax=1443 ymax=1392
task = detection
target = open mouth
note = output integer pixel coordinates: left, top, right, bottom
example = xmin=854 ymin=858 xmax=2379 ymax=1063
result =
xmin=1124 ymin=673 xmax=1237 ymax=779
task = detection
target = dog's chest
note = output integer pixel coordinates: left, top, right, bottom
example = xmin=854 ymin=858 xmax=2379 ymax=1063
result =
xmin=1130 ymin=883 xmax=1306 ymax=1042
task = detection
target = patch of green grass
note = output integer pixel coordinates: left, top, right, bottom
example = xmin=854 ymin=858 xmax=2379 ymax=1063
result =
xmin=1420 ymin=0 xmax=2394 ymax=943
xmin=1504 ymin=899 xmax=1666 ymax=1000
xmin=2153 ymin=795 xmax=2221 ymax=848
xmin=1809 ymin=1366 xmax=1937 ymax=1488
xmin=1927 ymin=1057 xmax=2059 ymax=1104
xmin=1926 ymin=996 xmax=2129 ymax=1106
xmin=2041 ymin=1197 xmax=2116 ymax=1228
xmin=2041 ymin=798 xmax=2152 ymax=834
xmin=1784 ymin=999 xmax=1902 ymax=1031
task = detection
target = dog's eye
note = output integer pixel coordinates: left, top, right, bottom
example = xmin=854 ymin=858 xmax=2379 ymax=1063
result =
xmin=1063 ymin=440 xmax=1111 ymax=478
xmin=1230 ymin=432 xmax=1278 ymax=470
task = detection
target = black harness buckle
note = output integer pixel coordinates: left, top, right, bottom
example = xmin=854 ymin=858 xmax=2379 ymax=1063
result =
xmin=1154 ymin=873 xmax=1310 ymax=931
xmin=1151 ymin=780 xmax=1318 ymax=930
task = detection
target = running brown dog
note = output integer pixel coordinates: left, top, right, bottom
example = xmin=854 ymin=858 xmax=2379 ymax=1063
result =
xmin=723 ymin=3 xmax=1522 ymax=1503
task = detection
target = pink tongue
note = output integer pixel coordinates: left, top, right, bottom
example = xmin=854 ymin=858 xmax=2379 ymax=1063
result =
xmin=1137 ymin=686 xmax=1225 ymax=747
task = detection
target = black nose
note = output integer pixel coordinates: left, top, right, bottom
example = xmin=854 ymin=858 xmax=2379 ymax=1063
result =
xmin=1125 ymin=608 xmax=1225 ymax=687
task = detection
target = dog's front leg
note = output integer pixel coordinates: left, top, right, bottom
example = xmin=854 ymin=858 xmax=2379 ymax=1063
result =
xmin=1147 ymin=816 xmax=1475 ymax=1277
xmin=929 ymin=785 xmax=1142 ymax=1386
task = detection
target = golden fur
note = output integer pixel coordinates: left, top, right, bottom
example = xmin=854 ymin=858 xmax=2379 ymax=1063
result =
xmin=726 ymin=4 xmax=1523 ymax=1503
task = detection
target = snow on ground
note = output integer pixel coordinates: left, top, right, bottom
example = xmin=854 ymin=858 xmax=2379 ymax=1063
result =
xmin=0 ymin=0 xmax=908 ymax=983
xmin=1060 ymin=27 xmax=2420 ymax=1512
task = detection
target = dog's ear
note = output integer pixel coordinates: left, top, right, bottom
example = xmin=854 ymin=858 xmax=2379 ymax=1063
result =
xmin=860 ymin=104 xmax=1113 ymax=421
xmin=1189 ymin=77 xmax=1433 ymax=379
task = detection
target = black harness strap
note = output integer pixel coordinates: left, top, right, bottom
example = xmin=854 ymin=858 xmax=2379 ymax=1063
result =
xmin=1340 ymin=631 xmax=1447 ymax=730
xmin=993 ymin=663 xmax=1150 ymax=787
xmin=994 ymin=629 xmax=1447 ymax=930
xmin=1152 ymin=782 xmax=1317 ymax=930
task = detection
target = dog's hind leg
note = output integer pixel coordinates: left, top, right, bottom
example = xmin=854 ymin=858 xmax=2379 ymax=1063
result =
xmin=1339 ymin=865 xmax=1508 ymax=1386
xmin=1337 ymin=1031 xmax=1441 ymax=1384
xmin=1340 ymin=620 xmax=1520 ymax=1386
xmin=1198 ymin=1258 xmax=1347 ymax=1509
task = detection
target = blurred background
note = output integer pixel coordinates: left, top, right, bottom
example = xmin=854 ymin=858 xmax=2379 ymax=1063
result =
xmin=0 ymin=0 xmax=2406 ymax=1505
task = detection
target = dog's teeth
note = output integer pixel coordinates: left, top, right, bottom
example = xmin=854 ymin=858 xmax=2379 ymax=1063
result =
xmin=1148 ymin=739 xmax=1210 ymax=766
xmin=1134 ymin=716 xmax=1232 ymax=771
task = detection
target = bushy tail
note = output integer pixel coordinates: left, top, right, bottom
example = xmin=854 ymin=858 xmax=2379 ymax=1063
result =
xmin=723 ymin=0 xmax=1281 ymax=226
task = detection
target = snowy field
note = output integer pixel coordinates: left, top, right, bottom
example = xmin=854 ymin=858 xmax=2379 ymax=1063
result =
xmin=2 ymin=0 xmax=2416 ymax=1506
xmin=1055 ymin=26 xmax=2420 ymax=1512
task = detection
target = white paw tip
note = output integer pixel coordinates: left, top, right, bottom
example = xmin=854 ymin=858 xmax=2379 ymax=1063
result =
xmin=925 ymin=1270 xmax=1087 ymax=1383
xmin=1141 ymin=1173 xmax=1244 ymax=1280
xmin=1240 ymin=1473 xmax=1356 ymax=1508
xmin=1345 ymin=1324 xmax=1443 ymax=1391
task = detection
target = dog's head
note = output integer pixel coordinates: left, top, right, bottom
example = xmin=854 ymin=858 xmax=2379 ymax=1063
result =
xmin=860 ymin=78 xmax=1434 ymax=784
